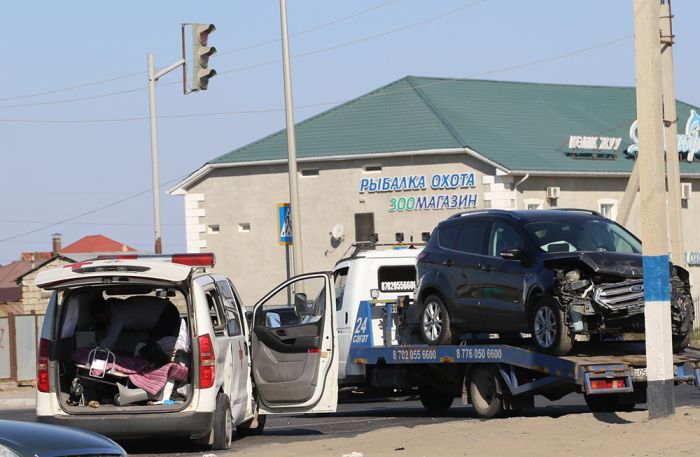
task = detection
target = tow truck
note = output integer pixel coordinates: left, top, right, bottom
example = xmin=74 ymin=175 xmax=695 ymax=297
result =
xmin=345 ymin=295 xmax=700 ymax=417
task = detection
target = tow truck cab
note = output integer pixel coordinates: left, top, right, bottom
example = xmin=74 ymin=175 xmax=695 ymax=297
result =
xmin=332 ymin=244 xmax=422 ymax=385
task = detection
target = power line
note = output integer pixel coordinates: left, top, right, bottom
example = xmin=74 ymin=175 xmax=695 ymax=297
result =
xmin=0 ymin=34 xmax=633 ymax=125
xmin=0 ymin=177 xmax=183 ymax=244
xmin=0 ymin=0 xmax=401 ymax=104
xmin=0 ymin=1 xmax=487 ymax=111
xmin=0 ymin=219 xmax=183 ymax=227
xmin=217 ymin=0 xmax=401 ymax=56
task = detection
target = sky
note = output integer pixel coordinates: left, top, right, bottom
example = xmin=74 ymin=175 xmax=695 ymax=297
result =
xmin=1 ymin=0 xmax=699 ymax=264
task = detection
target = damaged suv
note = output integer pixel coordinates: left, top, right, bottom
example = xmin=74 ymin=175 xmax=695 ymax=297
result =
xmin=414 ymin=209 xmax=695 ymax=355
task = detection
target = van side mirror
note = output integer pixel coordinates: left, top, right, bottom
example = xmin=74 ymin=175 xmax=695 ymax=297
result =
xmin=500 ymin=247 xmax=524 ymax=261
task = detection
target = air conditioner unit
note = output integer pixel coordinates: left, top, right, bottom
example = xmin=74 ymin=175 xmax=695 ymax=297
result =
xmin=681 ymin=182 xmax=692 ymax=200
xmin=546 ymin=186 xmax=561 ymax=199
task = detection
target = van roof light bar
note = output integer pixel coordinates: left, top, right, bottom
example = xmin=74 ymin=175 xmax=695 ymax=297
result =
xmin=95 ymin=252 xmax=216 ymax=267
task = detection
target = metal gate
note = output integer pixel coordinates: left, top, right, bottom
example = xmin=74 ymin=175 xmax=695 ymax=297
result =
xmin=0 ymin=314 xmax=43 ymax=382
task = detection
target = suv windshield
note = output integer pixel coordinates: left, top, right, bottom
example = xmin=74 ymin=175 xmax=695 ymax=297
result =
xmin=524 ymin=218 xmax=642 ymax=254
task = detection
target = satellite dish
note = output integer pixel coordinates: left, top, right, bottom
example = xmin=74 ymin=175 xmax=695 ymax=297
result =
xmin=331 ymin=224 xmax=345 ymax=240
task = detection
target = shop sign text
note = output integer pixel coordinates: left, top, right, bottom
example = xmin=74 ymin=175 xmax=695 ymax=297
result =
xmin=568 ymin=135 xmax=622 ymax=150
xmin=389 ymin=194 xmax=478 ymax=212
xmin=359 ymin=173 xmax=475 ymax=193
xmin=359 ymin=173 xmax=479 ymax=212
xmin=626 ymin=110 xmax=700 ymax=161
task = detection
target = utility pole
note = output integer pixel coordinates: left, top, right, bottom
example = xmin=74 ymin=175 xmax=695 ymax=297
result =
xmin=279 ymin=0 xmax=304 ymax=276
xmin=660 ymin=0 xmax=684 ymax=267
xmin=633 ymin=0 xmax=675 ymax=418
xmin=147 ymin=24 xmax=216 ymax=254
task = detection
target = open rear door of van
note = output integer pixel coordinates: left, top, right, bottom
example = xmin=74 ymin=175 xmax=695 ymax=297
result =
xmin=250 ymin=272 xmax=338 ymax=414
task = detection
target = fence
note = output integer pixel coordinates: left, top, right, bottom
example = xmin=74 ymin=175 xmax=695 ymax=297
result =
xmin=0 ymin=314 xmax=44 ymax=383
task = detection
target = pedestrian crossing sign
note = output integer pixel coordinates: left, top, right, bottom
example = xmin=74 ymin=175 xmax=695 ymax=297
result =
xmin=278 ymin=203 xmax=293 ymax=245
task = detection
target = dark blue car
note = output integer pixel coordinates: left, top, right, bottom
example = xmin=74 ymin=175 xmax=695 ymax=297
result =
xmin=0 ymin=420 xmax=126 ymax=457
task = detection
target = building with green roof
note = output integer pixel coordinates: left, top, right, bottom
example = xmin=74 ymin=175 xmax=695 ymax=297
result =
xmin=171 ymin=76 xmax=700 ymax=303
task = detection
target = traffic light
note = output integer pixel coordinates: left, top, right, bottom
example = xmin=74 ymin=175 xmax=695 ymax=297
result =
xmin=192 ymin=23 xmax=216 ymax=91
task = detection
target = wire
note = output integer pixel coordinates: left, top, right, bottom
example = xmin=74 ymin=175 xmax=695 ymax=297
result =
xmin=0 ymin=0 xmax=400 ymax=104
xmin=0 ymin=177 xmax=183 ymax=244
xmin=0 ymin=34 xmax=633 ymax=124
xmin=0 ymin=219 xmax=183 ymax=227
xmin=0 ymin=72 xmax=145 ymax=103
xmin=0 ymin=0 xmax=487 ymax=110
xmin=217 ymin=0 xmax=401 ymax=56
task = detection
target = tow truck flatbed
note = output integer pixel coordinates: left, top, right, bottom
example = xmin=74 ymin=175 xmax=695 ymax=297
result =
xmin=347 ymin=300 xmax=700 ymax=417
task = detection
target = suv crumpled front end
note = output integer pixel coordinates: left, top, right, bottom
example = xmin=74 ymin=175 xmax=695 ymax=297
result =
xmin=544 ymin=251 xmax=695 ymax=350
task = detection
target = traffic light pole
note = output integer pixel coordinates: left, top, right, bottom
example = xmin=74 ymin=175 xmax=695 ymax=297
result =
xmin=633 ymin=0 xmax=675 ymax=419
xmin=147 ymin=53 xmax=185 ymax=254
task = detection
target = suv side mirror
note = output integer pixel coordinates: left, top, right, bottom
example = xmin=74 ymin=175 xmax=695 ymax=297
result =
xmin=500 ymin=247 xmax=524 ymax=261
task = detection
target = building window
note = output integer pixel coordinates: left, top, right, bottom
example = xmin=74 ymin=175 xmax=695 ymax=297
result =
xmin=597 ymin=199 xmax=618 ymax=220
xmin=300 ymin=168 xmax=319 ymax=177
xmin=524 ymin=199 xmax=544 ymax=210
xmin=207 ymin=224 xmax=220 ymax=234
xmin=363 ymin=164 xmax=382 ymax=173
xmin=354 ymin=213 xmax=375 ymax=242
xmin=238 ymin=223 xmax=251 ymax=233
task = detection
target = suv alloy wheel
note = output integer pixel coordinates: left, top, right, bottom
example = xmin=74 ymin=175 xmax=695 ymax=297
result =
xmin=419 ymin=295 xmax=454 ymax=345
xmin=530 ymin=297 xmax=573 ymax=355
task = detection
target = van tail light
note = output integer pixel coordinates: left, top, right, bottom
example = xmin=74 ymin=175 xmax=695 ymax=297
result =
xmin=198 ymin=334 xmax=215 ymax=389
xmin=37 ymin=338 xmax=50 ymax=393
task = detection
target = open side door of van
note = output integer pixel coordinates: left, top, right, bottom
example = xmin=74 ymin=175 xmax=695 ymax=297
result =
xmin=250 ymin=272 xmax=338 ymax=414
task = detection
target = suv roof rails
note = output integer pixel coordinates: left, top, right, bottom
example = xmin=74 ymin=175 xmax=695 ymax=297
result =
xmin=448 ymin=209 xmax=521 ymax=220
xmin=554 ymin=208 xmax=604 ymax=218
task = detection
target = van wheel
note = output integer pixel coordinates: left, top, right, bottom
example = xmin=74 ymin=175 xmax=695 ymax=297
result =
xmin=237 ymin=413 xmax=267 ymax=437
xmin=530 ymin=297 xmax=573 ymax=355
xmin=212 ymin=393 xmax=233 ymax=450
xmin=419 ymin=295 xmax=454 ymax=345
xmin=468 ymin=365 xmax=504 ymax=419
xmin=418 ymin=385 xmax=453 ymax=412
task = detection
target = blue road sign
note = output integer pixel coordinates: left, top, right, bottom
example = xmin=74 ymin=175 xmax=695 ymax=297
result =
xmin=278 ymin=203 xmax=292 ymax=245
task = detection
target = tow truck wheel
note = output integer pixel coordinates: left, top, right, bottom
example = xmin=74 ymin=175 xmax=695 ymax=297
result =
xmin=584 ymin=393 xmax=636 ymax=413
xmin=419 ymin=295 xmax=454 ymax=345
xmin=468 ymin=366 xmax=504 ymax=419
xmin=212 ymin=393 xmax=233 ymax=450
xmin=530 ymin=297 xmax=573 ymax=355
xmin=673 ymin=331 xmax=692 ymax=353
xmin=418 ymin=385 xmax=454 ymax=412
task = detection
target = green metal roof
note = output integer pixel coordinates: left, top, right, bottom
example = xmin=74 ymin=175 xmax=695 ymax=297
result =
xmin=209 ymin=76 xmax=700 ymax=173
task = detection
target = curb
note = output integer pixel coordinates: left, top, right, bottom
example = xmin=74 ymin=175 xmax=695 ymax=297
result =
xmin=0 ymin=397 xmax=35 ymax=409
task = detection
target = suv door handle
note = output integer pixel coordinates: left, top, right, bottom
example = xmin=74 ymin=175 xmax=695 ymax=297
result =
xmin=443 ymin=259 xmax=454 ymax=267
xmin=480 ymin=264 xmax=493 ymax=272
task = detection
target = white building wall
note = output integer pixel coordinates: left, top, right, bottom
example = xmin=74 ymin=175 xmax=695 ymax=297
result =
xmin=182 ymin=153 xmax=495 ymax=305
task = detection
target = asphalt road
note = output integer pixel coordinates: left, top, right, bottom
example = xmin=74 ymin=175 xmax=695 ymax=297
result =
xmin=4 ymin=385 xmax=700 ymax=456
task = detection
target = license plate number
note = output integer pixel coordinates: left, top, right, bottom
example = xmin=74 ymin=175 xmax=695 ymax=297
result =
xmin=633 ymin=368 xmax=647 ymax=378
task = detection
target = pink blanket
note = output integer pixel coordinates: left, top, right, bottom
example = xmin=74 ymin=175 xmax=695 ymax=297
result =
xmin=73 ymin=347 xmax=189 ymax=396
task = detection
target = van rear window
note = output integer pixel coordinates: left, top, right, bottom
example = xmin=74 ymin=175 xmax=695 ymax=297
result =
xmin=377 ymin=266 xmax=416 ymax=293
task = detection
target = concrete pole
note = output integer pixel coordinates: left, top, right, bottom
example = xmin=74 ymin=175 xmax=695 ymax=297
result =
xmin=633 ymin=0 xmax=675 ymax=418
xmin=147 ymin=53 xmax=163 ymax=254
xmin=279 ymin=0 xmax=304 ymax=276
xmin=660 ymin=0 xmax=685 ymax=268
xmin=617 ymin=160 xmax=639 ymax=225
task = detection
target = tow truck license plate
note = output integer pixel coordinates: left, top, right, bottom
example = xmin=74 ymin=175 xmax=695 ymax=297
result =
xmin=633 ymin=368 xmax=647 ymax=378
